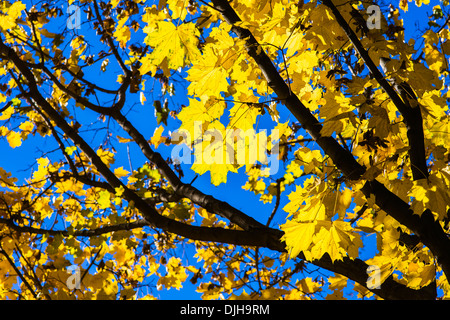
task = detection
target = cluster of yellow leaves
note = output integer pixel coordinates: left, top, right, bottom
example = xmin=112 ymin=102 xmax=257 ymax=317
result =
xmin=139 ymin=4 xmax=200 ymax=76
xmin=281 ymin=178 xmax=361 ymax=261
xmin=0 ymin=1 xmax=26 ymax=31
xmin=399 ymin=0 xmax=431 ymax=12
xmin=0 ymin=0 xmax=449 ymax=301
xmin=157 ymin=257 xmax=193 ymax=290
xmin=363 ymin=223 xmax=436 ymax=290
xmin=0 ymin=105 xmax=38 ymax=148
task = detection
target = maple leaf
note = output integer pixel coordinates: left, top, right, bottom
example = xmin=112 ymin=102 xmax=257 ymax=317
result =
xmin=0 ymin=1 xmax=25 ymax=30
xmin=97 ymin=190 xmax=112 ymax=209
xmin=113 ymin=17 xmax=131 ymax=48
xmin=281 ymin=219 xmax=316 ymax=259
xmin=186 ymin=45 xmax=230 ymax=98
xmin=0 ymin=106 xmax=14 ymax=120
xmin=143 ymin=21 xmax=200 ymax=73
xmin=149 ymin=125 xmax=167 ymax=148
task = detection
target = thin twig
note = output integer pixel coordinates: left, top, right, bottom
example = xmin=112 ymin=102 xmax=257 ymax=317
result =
xmin=0 ymin=244 xmax=38 ymax=299
xmin=266 ymin=178 xmax=284 ymax=227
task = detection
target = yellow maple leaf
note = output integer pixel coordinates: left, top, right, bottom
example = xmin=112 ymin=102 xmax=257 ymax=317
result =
xmin=96 ymin=148 xmax=115 ymax=167
xmin=317 ymin=220 xmax=362 ymax=261
xmin=228 ymin=101 xmax=259 ymax=131
xmin=65 ymin=146 xmax=77 ymax=156
xmin=291 ymin=50 xmax=319 ymax=74
xmin=19 ymin=121 xmax=34 ymax=133
xmin=143 ymin=21 xmax=200 ymax=71
xmin=281 ymin=219 xmax=316 ymax=259
xmin=149 ymin=125 xmax=167 ymax=148
xmin=187 ymin=45 xmax=230 ymax=98
xmin=176 ymin=97 xmax=225 ymax=139
xmin=114 ymin=166 xmax=130 ymax=178
xmin=114 ymin=239 xmax=135 ymax=265
xmin=32 ymin=158 xmax=50 ymax=185
xmin=97 ymin=190 xmax=111 ymax=209
xmin=191 ymin=152 xmax=238 ymax=186
xmin=6 ymin=130 xmax=22 ymax=148
xmin=419 ymin=90 xmax=447 ymax=119
xmin=0 ymin=106 xmax=14 ymax=120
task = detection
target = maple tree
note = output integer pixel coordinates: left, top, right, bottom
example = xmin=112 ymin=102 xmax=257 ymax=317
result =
xmin=0 ymin=0 xmax=449 ymax=300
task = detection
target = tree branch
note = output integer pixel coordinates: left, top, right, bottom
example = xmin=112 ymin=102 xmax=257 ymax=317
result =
xmin=0 ymin=5 xmax=443 ymax=299
xmin=322 ymin=0 xmax=428 ymax=180
xmin=0 ymin=217 xmax=148 ymax=237
xmin=209 ymin=0 xmax=448 ymax=298
xmin=113 ymin=112 xmax=268 ymax=232
xmin=0 ymin=33 xmax=284 ymax=260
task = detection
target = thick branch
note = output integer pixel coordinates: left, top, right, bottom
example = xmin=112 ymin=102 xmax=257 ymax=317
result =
xmin=0 ymin=217 xmax=148 ymax=237
xmin=0 ymin=216 xmax=435 ymax=299
xmin=0 ymin=34 xmax=282 ymax=255
xmin=210 ymin=0 xmax=449 ymax=298
xmin=113 ymin=112 xmax=268 ymax=231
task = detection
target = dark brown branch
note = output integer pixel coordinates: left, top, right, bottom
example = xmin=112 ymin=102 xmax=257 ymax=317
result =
xmin=113 ymin=112 xmax=268 ymax=231
xmin=0 ymin=217 xmax=149 ymax=237
xmin=322 ymin=0 xmax=428 ymax=180
xmin=266 ymin=178 xmax=284 ymax=227
xmin=210 ymin=0 xmax=446 ymax=299
xmin=0 ymin=35 xmax=285 ymax=258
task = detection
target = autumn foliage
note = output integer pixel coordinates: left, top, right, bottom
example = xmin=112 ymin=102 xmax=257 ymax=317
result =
xmin=0 ymin=0 xmax=449 ymax=300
